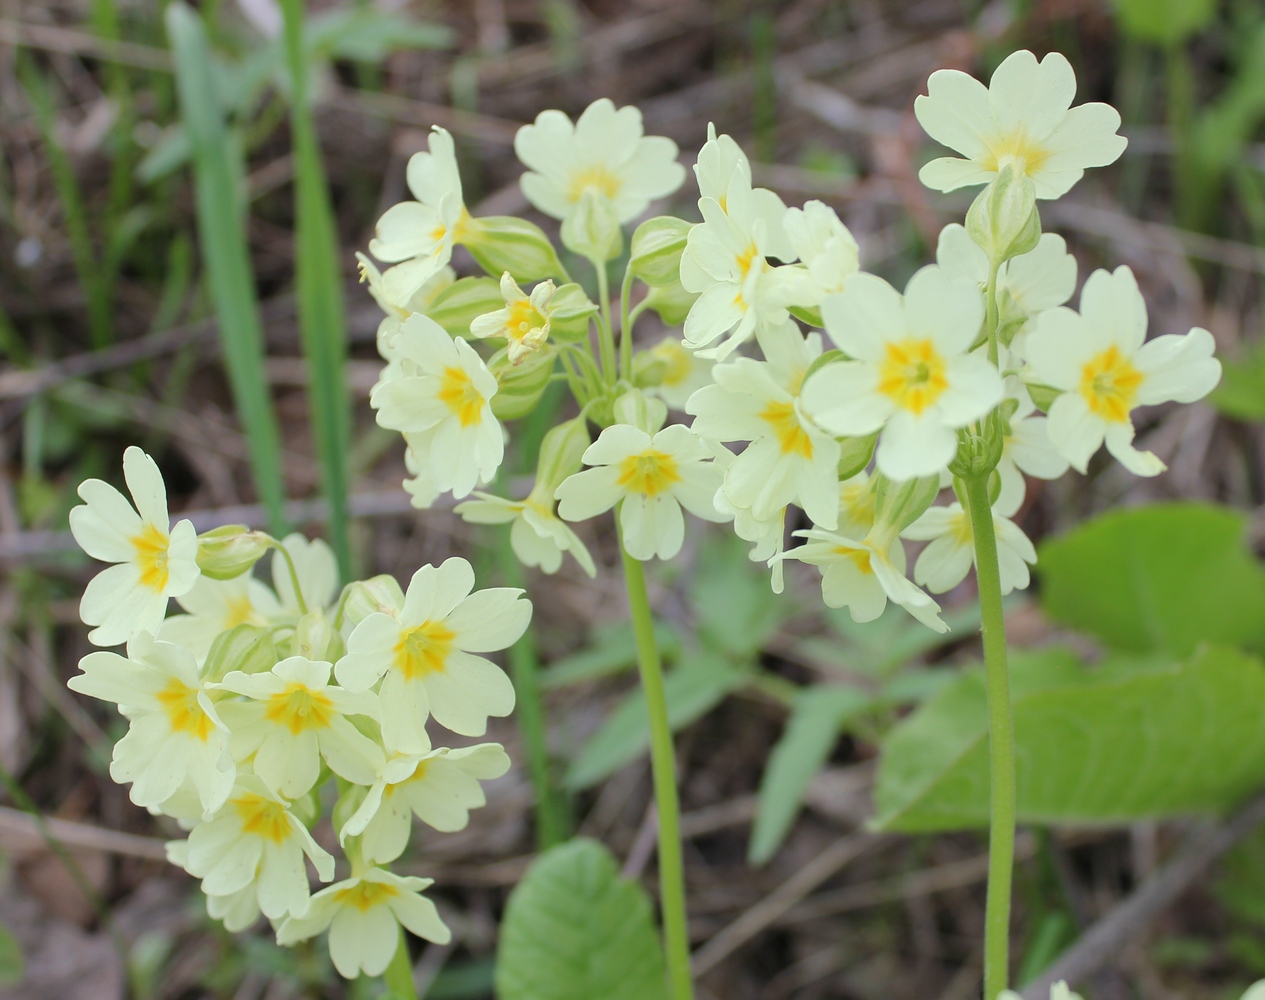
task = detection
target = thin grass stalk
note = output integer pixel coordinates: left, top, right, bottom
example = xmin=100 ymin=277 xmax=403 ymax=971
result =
xmin=165 ymin=2 xmax=287 ymax=536
xmin=279 ymin=0 xmax=353 ymax=580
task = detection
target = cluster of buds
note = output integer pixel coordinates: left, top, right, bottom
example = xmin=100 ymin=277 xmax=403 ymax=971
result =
xmin=67 ymin=447 xmax=529 ymax=978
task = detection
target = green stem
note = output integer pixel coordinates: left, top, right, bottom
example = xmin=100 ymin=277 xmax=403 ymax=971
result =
xmin=964 ymin=472 xmax=1016 ymax=1000
xmin=618 ymin=533 xmax=693 ymax=1000
xmin=618 ymin=263 xmax=636 ymax=380
xmin=383 ymin=927 xmax=418 ymax=1000
xmin=269 ymin=540 xmax=309 ymax=615
xmin=984 ymin=259 xmax=1001 ymax=367
xmin=592 ymin=257 xmax=617 ymax=385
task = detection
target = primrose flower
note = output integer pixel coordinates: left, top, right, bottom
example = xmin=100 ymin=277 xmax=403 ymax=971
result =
xmin=1025 ymin=266 xmax=1221 ymax=476
xmin=454 ymin=492 xmax=596 ymax=577
xmin=802 ymin=266 xmax=1003 ymax=480
xmin=688 ymin=321 xmax=840 ymax=529
xmin=641 ymin=336 xmax=714 ymax=411
xmin=368 ymin=126 xmax=470 ymax=298
xmin=174 ymin=775 xmax=334 ymax=923
xmin=69 ymin=446 xmax=199 ymax=647
xmin=159 ymin=575 xmax=282 ymax=660
xmin=902 ymin=490 xmax=1037 ymax=595
xmin=692 ymin=125 xmax=791 ymax=245
xmin=271 ymin=533 xmax=340 ymax=619
xmin=370 ymin=313 xmax=503 ymax=499
xmin=216 ymin=657 xmax=384 ymax=799
xmin=915 ymin=50 xmax=1127 ymax=199
xmin=470 ymin=272 xmax=555 ymax=364
xmin=555 ymin=424 xmax=725 ymax=561
xmin=708 ymin=445 xmax=787 ymax=593
xmin=780 ymin=529 xmax=947 ymax=632
xmin=69 ymin=632 xmax=233 ymax=816
xmin=277 ymin=868 xmax=451 ymax=978
xmin=782 ymin=200 xmax=860 ymax=303
xmin=342 ymin=743 xmax=511 ymax=865
xmin=356 ymin=252 xmax=455 ymax=327
xmin=514 ymin=98 xmax=685 ymax=224
xmin=336 ymin=558 xmax=528 ymax=745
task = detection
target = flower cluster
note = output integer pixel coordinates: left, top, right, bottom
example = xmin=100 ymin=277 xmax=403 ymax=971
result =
xmin=358 ymin=48 xmax=1219 ymax=635
xmin=67 ymin=448 xmax=528 ymax=978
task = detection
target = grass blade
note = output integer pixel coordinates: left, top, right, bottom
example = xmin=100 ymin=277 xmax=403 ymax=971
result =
xmin=280 ymin=0 xmax=352 ymax=579
xmin=165 ymin=2 xmax=286 ymax=535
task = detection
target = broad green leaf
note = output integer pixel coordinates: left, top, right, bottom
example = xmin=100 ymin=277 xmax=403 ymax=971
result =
xmin=875 ymin=646 xmax=1265 ymax=831
xmin=693 ymin=538 xmax=792 ymax=656
xmin=1038 ymin=503 xmax=1265 ymax=657
xmin=166 ymin=2 xmax=287 ymax=534
xmin=495 ymin=838 xmax=669 ymax=1000
xmin=1217 ymin=827 xmax=1265 ymax=928
xmin=0 ymin=921 xmax=21 ymax=986
xmin=749 ymin=686 xmax=873 ymax=865
xmin=564 ymin=651 xmax=745 ymax=789
xmin=541 ymin=623 xmax=681 ymax=690
xmin=1110 ymin=0 xmax=1215 ymax=45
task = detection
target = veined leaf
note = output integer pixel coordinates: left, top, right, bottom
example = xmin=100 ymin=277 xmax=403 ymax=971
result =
xmin=166 ymin=2 xmax=287 ymax=534
xmin=749 ymin=686 xmax=873 ymax=865
xmin=564 ymin=651 xmax=745 ymax=790
xmin=495 ymin=838 xmax=669 ymax=1000
xmin=875 ymin=645 xmax=1265 ymax=832
xmin=1038 ymin=503 xmax=1265 ymax=657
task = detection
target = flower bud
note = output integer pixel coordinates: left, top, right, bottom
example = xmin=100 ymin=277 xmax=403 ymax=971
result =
xmin=948 ymin=409 xmax=1007 ymax=478
xmin=488 ymin=345 xmax=555 ymax=420
xmin=547 ymin=283 xmax=599 ymax=342
xmin=341 ymin=574 xmax=405 ymax=629
xmin=642 ymin=279 xmax=700 ymax=327
xmin=871 ymin=472 xmax=941 ymax=543
xmin=463 ymin=215 xmax=567 ymax=283
xmin=629 ymin=216 xmax=692 ymax=287
xmin=195 ymin=525 xmax=270 ymax=580
xmin=613 ymin=388 xmax=668 ymax=436
xmin=292 ymin=610 xmax=339 ymax=662
xmin=424 ymin=276 xmax=505 ymax=337
xmin=966 ymin=165 xmax=1041 ymax=266
xmin=561 ymin=190 xmax=623 ymax=263
xmin=202 ymin=624 xmax=277 ymax=683
xmin=534 ymin=417 xmax=591 ymax=498
xmin=836 ymin=432 xmax=878 ymax=481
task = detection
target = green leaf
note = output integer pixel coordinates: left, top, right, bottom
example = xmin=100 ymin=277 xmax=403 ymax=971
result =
xmin=0 ymin=921 xmax=21 ymax=986
xmin=564 ymin=651 xmax=745 ymax=789
xmin=495 ymin=838 xmax=669 ymax=1000
xmin=1038 ymin=502 xmax=1265 ymax=657
xmin=1212 ymin=343 xmax=1265 ymax=422
xmin=693 ymin=537 xmax=790 ymax=656
xmin=308 ymin=8 xmax=453 ymax=62
xmin=166 ymin=2 xmax=287 ymax=535
xmin=1110 ymin=0 xmax=1215 ymax=45
xmin=819 ymin=600 xmax=985 ymax=677
xmin=749 ymin=686 xmax=872 ymax=865
xmin=281 ymin=0 xmax=352 ymax=579
xmin=541 ymin=623 xmax=681 ymax=690
xmin=874 ymin=645 xmax=1265 ymax=832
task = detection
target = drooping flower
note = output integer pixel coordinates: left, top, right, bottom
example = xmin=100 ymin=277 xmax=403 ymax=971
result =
xmin=802 ymin=266 xmax=1003 ymax=480
xmin=470 ymin=272 xmax=556 ymax=364
xmin=914 ymin=49 xmax=1127 ymax=199
xmin=1024 ymin=266 xmax=1221 ymax=476
xmin=69 ymin=446 xmax=200 ymax=647
xmin=555 ymin=424 xmax=726 ymax=561
xmin=902 ymin=489 xmax=1037 ymax=595
xmin=216 ymin=656 xmax=384 ymax=799
xmin=368 ymin=126 xmax=471 ymax=298
xmin=336 ymin=558 xmax=528 ymax=745
xmin=514 ymin=99 xmax=685 ymax=224
xmin=341 ymin=743 xmax=511 ymax=865
xmin=68 ymin=632 xmax=234 ymax=816
xmin=779 ymin=529 xmax=947 ymax=632
xmin=159 ymin=575 xmax=283 ymax=660
xmin=276 ymin=868 xmax=451 ymax=978
xmin=688 ymin=321 xmax=840 ymax=528
xmin=707 ymin=442 xmax=787 ymax=594
xmin=641 ymin=335 xmax=714 ymax=412
xmin=454 ymin=492 xmax=596 ymax=577
xmin=782 ymin=199 xmax=860 ymax=304
xmin=370 ymin=313 xmax=504 ymax=499
xmin=173 ymin=775 xmax=334 ymax=923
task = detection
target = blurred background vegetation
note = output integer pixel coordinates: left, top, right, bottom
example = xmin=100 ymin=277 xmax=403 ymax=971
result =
xmin=2 ymin=0 xmax=1265 ymax=998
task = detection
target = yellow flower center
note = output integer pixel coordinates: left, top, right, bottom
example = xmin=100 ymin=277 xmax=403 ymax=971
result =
xmin=264 ymin=683 xmax=336 ymax=735
xmin=615 ymin=450 xmax=682 ymax=498
xmin=437 ymin=366 xmax=485 ymax=428
xmin=567 ymin=164 xmax=622 ymax=203
xmin=222 ymin=594 xmax=261 ymax=629
xmin=758 ymin=400 xmax=813 ymax=458
xmin=155 ymin=678 xmax=215 ymax=742
xmin=385 ymin=759 xmax=430 ymax=799
xmin=736 ymin=242 xmax=760 ymax=280
xmin=394 ymin=621 xmax=457 ymax=680
xmin=232 ymin=793 xmax=291 ymax=844
xmin=1079 ymin=345 xmax=1143 ymax=423
xmin=834 ymin=546 xmax=873 ymax=574
xmin=652 ymin=341 xmax=692 ymax=388
xmin=950 ymin=511 xmax=973 ymax=545
xmin=982 ymin=130 xmax=1051 ymax=176
xmin=506 ymin=299 xmax=547 ymax=341
xmin=132 ymin=522 xmax=171 ymax=592
xmin=333 ymin=880 xmax=400 ymax=912
xmin=877 ymin=338 xmax=949 ymax=416
xmin=840 ymin=482 xmax=875 ymax=533
xmin=429 ymin=209 xmax=474 ymax=250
